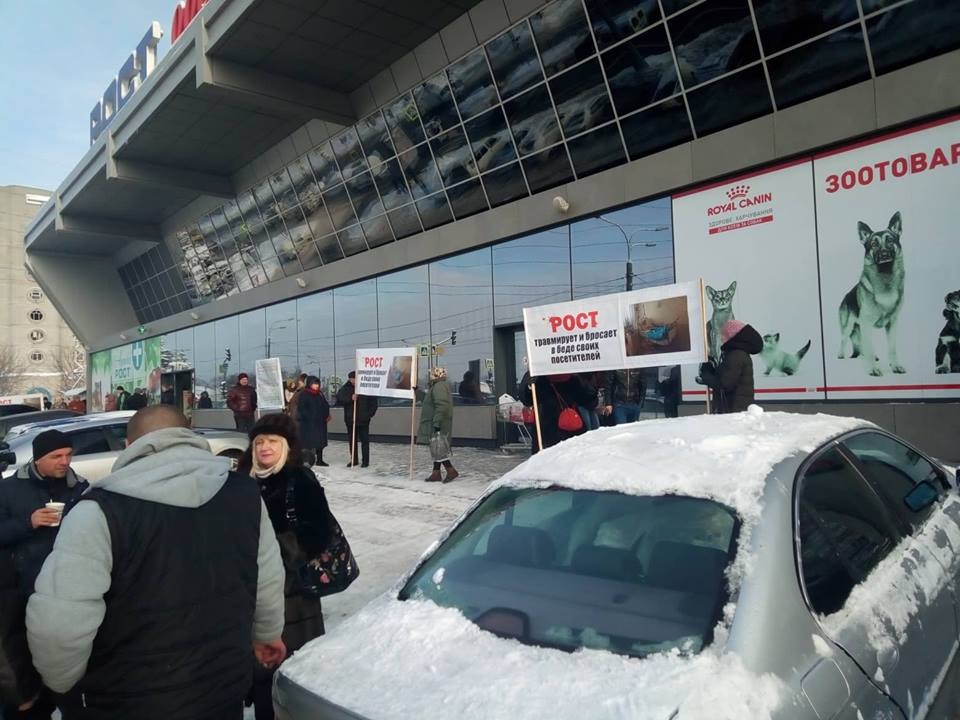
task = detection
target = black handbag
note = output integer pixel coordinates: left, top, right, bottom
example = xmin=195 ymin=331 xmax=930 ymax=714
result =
xmin=284 ymin=479 xmax=359 ymax=598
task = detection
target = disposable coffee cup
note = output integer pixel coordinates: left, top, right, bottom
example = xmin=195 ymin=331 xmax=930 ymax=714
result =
xmin=45 ymin=502 xmax=65 ymax=527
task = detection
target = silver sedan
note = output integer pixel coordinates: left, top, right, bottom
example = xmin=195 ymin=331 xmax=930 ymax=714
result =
xmin=0 ymin=412 xmax=248 ymax=481
xmin=274 ymin=410 xmax=960 ymax=720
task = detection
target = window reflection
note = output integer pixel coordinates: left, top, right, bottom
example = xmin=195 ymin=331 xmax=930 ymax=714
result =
xmin=753 ymin=0 xmax=858 ymax=55
xmin=448 ymin=49 xmax=498 ymax=120
xmin=530 ymin=0 xmax=595 ymax=77
xmin=768 ymin=26 xmax=870 ymax=109
xmin=268 ymin=167 xmax=298 ymax=213
xmin=620 ymin=96 xmax=693 ymax=160
xmin=346 ymin=171 xmax=385 ymax=222
xmin=307 ymin=143 xmax=342 ymax=190
xmin=867 ymin=0 xmax=960 ymax=76
xmin=399 ymin=144 xmax=444 ymax=199
xmin=521 ymin=143 xmax=574 ymax=194
xmin=464 ymin=107 xmax=517 ymax=173
xmin=378 ymin=266 xmax=431 ymax=393
xmin=602 ymin=24 xmax=679 ymax=115
xmin=668 ymin=0 xmax=760 ymax=88
xmin=283 ymin=207 xmax=322 ymax=271
xmin=383 ymin=93 xmax=426 ymax=153
xmin=417 ymin=193 xmax=454 ymax=230
xmin=549 ymin=58 xmax=614 ymax=137
xmin=414 ymin=74 xmax=460 ymax=139
xmin=483 ymin=162 xmax=529 ymax=208
xmin=567 ymin=123 xmax=625 ymax=178
xmin=686 ymin=64 xmax=771 ymax=136
xmin=323 ymin=183 xmax=359 ymax=230
xmin=315 ymin=234 xmax=345 ymax=264
xmin=194 ymin=320 xmax=217 ymax=406
xmin=334 ymin=280 xmax=378 ymax=377
xmin=332 ymin=129 xmax=369 ymax=181
xmin=265 ymin=215 xmax=301 ymax=276
xmin=252 ymin=178 xmax=279 ymax=219
xmin=215 ymin=315 xmax=240 ymax=389
xmin=362 ymin=215 xmax=394 ymax=249
xmin=266 ymin=301 xmax=298 ymax=374
xmin=238 ymin=309 xmax=266 ymax=382
xmin=486 ymin=22 xmax=543 ymax=99
xmin=297 ymin=292 xmax=335 ymax=391
xmin=338 ymin=224 xmax=367 ymax=257
xmin=372 ymin=158 xmax=413 ymax=210
xmin=430 ymin=126 xmax=479 ymax=187
xmin=493 ymin=229 xmax=571 ymax=325
xmin=430 ymin=249 xmax=495 ymax=405
xmin=387 ymin=205 xmax=423 ymax=240
xmin=447 ymin=179 xmax=488 ymax=220
xmin=357 ymin=111 xmax=396 ymax=166
xmin=505 ymin=84 xmax=563 ymax=157
xmin=585 ymin=0 xmax=661 ymax=49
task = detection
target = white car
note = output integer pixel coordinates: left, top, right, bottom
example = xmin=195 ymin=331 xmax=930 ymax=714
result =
xmin=0 ymin=412 xmax=249 ymax=481
xmin=274 ymin=408 xmax=960 ymax=719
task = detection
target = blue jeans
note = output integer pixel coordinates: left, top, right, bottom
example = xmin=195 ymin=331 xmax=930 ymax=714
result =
xmin=577 ymin=406 xmax=600 ymax=431
xmin=612 ymin=403 xmax=641 ymax=425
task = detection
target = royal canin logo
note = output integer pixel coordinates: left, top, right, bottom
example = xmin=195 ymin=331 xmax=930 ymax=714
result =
xmin=707 ymin=184 xmax=773 ymax=217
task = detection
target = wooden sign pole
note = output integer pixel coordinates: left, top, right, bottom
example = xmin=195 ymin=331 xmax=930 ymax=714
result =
xmin=530 ymin=380 xmax=544 ymax=453
xmin=351 ymin=394 xmax=358 ymax=467
xmin=699 ymin=278 xmax=712 ymax=414
xmin=409 ymin=355 xmax=417 ymax=481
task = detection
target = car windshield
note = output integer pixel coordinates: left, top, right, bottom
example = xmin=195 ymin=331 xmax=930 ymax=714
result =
xmin=399 ymin=487 xmax=739 ymax=659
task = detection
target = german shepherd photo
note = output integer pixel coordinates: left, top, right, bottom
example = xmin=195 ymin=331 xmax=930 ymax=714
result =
xmin=838 ymin=211 xmax=906 ymax=376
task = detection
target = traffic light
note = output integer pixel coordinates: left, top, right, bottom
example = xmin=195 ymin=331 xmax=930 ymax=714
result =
xmin=224 ymin=347 xmax=232 ymax=361
xmin=450 ymin=331 xmax=457 ymax=346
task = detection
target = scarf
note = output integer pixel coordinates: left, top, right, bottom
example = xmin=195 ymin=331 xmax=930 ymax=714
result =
xmin=250 ymin=437 xmax=290 ymax=479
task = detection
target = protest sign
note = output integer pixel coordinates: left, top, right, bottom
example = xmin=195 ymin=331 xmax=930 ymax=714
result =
xmin=354 ymin=348 xmax=418 ymax=400
xmin=255 ymin=358 xmax=285 ymax=410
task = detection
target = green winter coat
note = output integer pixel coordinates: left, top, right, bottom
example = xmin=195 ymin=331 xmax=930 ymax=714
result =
xmin=417 ymin=379 xmax=453 ymax=444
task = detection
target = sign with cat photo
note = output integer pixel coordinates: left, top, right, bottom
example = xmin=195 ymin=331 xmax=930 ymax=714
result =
xmin=813 ymin=115 xmax=960 ymax=400
xmin=673 ymin=161 xmax=826 ymax=401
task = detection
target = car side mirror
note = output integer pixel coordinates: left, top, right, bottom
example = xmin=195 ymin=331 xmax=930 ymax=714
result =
xmin=904 ymin=480 xmax=939 ymax=513
xmin=0 ymin=441 xmax=9 ymax=451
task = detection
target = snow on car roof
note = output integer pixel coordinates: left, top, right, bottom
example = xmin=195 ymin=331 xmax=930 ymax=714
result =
xmin=493 ymin=407 xmax=869 ymax=522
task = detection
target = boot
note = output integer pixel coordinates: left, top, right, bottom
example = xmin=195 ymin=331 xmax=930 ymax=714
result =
xmin=442 ymin=466 xmax=459 ymax=483
xmin=424 ymin=469 xmax=442 ymax=482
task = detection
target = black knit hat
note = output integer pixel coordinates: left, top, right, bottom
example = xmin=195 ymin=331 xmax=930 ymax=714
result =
xmin=347 ymin=371 xmax=356 ymax=379
xmin=33 ymin=430 xmax=72 ymax=461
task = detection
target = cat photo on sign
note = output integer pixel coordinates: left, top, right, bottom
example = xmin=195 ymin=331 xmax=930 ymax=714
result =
xmin=935 ymin=289 xmax=960 ymax=373
xmin=705 ymin=281 xmax=736 ymax=362
xmin=761 ymin=333 xmax=811 ymax=376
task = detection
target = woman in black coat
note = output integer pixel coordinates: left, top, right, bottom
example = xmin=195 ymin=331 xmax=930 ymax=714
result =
xmin=296 ymin=376 xmax=330 ymax=467
xmin=520 ymin=373 xmax=597 ymax=453
xmin=239 ymin=413 xmax=334 ymax=720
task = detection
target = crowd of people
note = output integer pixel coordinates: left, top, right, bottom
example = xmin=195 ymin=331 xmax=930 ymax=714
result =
xmin=0 ymin=404 xmax=348 ymax=720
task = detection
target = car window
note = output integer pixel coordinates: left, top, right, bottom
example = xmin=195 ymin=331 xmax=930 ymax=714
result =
xmin=400 ymin=487 xmax=739 ymax=659
xmin=797 ymin=447 xmax=902 ymax=616
xmin=841 ymin=432 xmax=945 ymax=532
xmin=67 ymin=429 xmax=112 ymax=456
xmin=102 ymin=423 xmax=128 ymax=450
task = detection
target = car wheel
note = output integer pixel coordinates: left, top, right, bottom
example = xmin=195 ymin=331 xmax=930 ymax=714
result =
xmin=218 ymin=449 xmax=243 ymax=471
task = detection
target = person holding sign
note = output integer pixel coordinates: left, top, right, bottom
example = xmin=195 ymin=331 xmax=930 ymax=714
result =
xmin=336 ymin=372 xmax=377 ymax=468
xmin=520 ymin=374 xmax=597 ymax=453
xmin=418 ymin=367 xmax=458 ymax=484
xmin=696 ymin=319 xmax=763 ymax=413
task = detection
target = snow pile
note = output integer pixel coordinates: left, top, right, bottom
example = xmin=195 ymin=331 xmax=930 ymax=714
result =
xmin=281 ymin=597 xmax=787 ymax=720
xmin=821 ymin=496 xmax=960 ymax=660
xmin=492 ymin=410 xmax=867 ymax=524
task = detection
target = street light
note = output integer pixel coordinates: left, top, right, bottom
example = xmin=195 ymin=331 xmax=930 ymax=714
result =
xmin=598 ymin=216 xmax=634 ymax=291
xmin=266 ymin=317 xmax=294 ymax=358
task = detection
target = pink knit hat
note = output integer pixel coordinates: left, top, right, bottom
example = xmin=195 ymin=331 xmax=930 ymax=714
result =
xmin=721 ymin=319 xmax=747 ymax=345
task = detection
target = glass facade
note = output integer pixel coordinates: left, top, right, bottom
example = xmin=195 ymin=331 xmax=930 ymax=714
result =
xmin=139 ymin=196 xmax=671 ymax=408
xmin=116 ymin=0 xmax=956 ymax=325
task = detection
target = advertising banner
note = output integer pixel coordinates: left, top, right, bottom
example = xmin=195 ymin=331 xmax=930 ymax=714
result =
xmin=255 ymin=358 xmax=285 ymax=410
xmin=814 ymin=116 xmax=960 ymax=399
xmin=674 ymin=161 xmax=826 ymax=401
xmin=522 ymin=281 xmax=705 ymax=376
xmin=89 ymin=338 xmax=164 ymax=412
xmin=354 ymin=348 xmax=417 ymax=400
xmin=0 ymin=394 xmax=43 ymax=409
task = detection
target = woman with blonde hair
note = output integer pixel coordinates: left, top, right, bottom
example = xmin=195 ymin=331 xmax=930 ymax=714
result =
xmin=418 ymin=366 xmax=458 ymax=483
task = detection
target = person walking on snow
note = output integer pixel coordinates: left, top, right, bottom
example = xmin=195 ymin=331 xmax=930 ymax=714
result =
xmin=228 ymin=373 xmax=258 ymax=433
xmin=26 ymin=405 xmax=286 ymax=720
xmin=418 ymin=367 xmax=458 ymax=483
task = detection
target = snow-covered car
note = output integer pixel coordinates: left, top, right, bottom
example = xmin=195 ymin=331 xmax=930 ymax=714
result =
xmin=274 ymin=409 xmax=960 ymax=720
xmin=0 ymin=412 xmax=249 ymax=480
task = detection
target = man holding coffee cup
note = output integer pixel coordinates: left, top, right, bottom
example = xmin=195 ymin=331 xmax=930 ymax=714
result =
xmin=0 ymin=430 xmax=88 ymax=717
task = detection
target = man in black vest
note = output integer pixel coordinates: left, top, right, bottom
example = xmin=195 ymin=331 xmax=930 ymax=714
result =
xmin=25 ymin=406 xmax=286 ymax=720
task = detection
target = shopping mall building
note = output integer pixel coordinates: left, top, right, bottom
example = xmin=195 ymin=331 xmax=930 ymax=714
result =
xmin=25 ymin=0 xmax=960 ymax=456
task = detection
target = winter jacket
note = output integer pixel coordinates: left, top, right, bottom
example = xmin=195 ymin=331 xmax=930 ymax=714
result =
xmin=125 ymin=392 xmax=147 ymax=411
xmin=0 ymin=544 xmax=41 ymax=705
xmin=115 ymin=390 xmax=130 ymax=411
xmin=252 ymin=463 xmax=332 ymax=651
xmin=418 ymin=380 xmax=453 ymax=445
xmin=520 ymin=374 xmax=597 ymax=452
xmin=297 ymin=389 xmax=330 ymax=450
xmin=336 ymin=383 xmax=378 ymax=425
xmin=25 ymin=427 xmax=285 ymax=714
xmin=227 ymin=384 xmax=257 ymax=415
xmin=699 ymin=324 xmax=763 ymax=413
xmin=0 ymin=463 xmax=88 ymax=596
xmin=286 ymin=388 xmax=303 ymax=425
xmin=607 ymin=368 xmax=646 ymax=407
xmin=197 ymin=394 xmax=213 ymax=409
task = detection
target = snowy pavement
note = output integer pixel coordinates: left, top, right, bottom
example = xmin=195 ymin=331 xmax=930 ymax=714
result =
xmin=312 ymin=439 xmax=526 ymax=628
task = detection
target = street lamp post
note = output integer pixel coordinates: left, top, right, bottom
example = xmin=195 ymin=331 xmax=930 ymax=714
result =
xmin=266 ymin=318 xmax=294 ymax=358
xmin=598 ymin=216 xmax=633 ymax=291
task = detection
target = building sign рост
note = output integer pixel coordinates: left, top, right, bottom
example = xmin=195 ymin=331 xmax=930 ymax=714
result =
xmin=89 ymin=22 xmax=163 ymax=146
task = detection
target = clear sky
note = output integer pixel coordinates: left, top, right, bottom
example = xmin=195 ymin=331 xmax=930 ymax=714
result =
xmin=0 ymin=0 xmax=179 ymax=191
